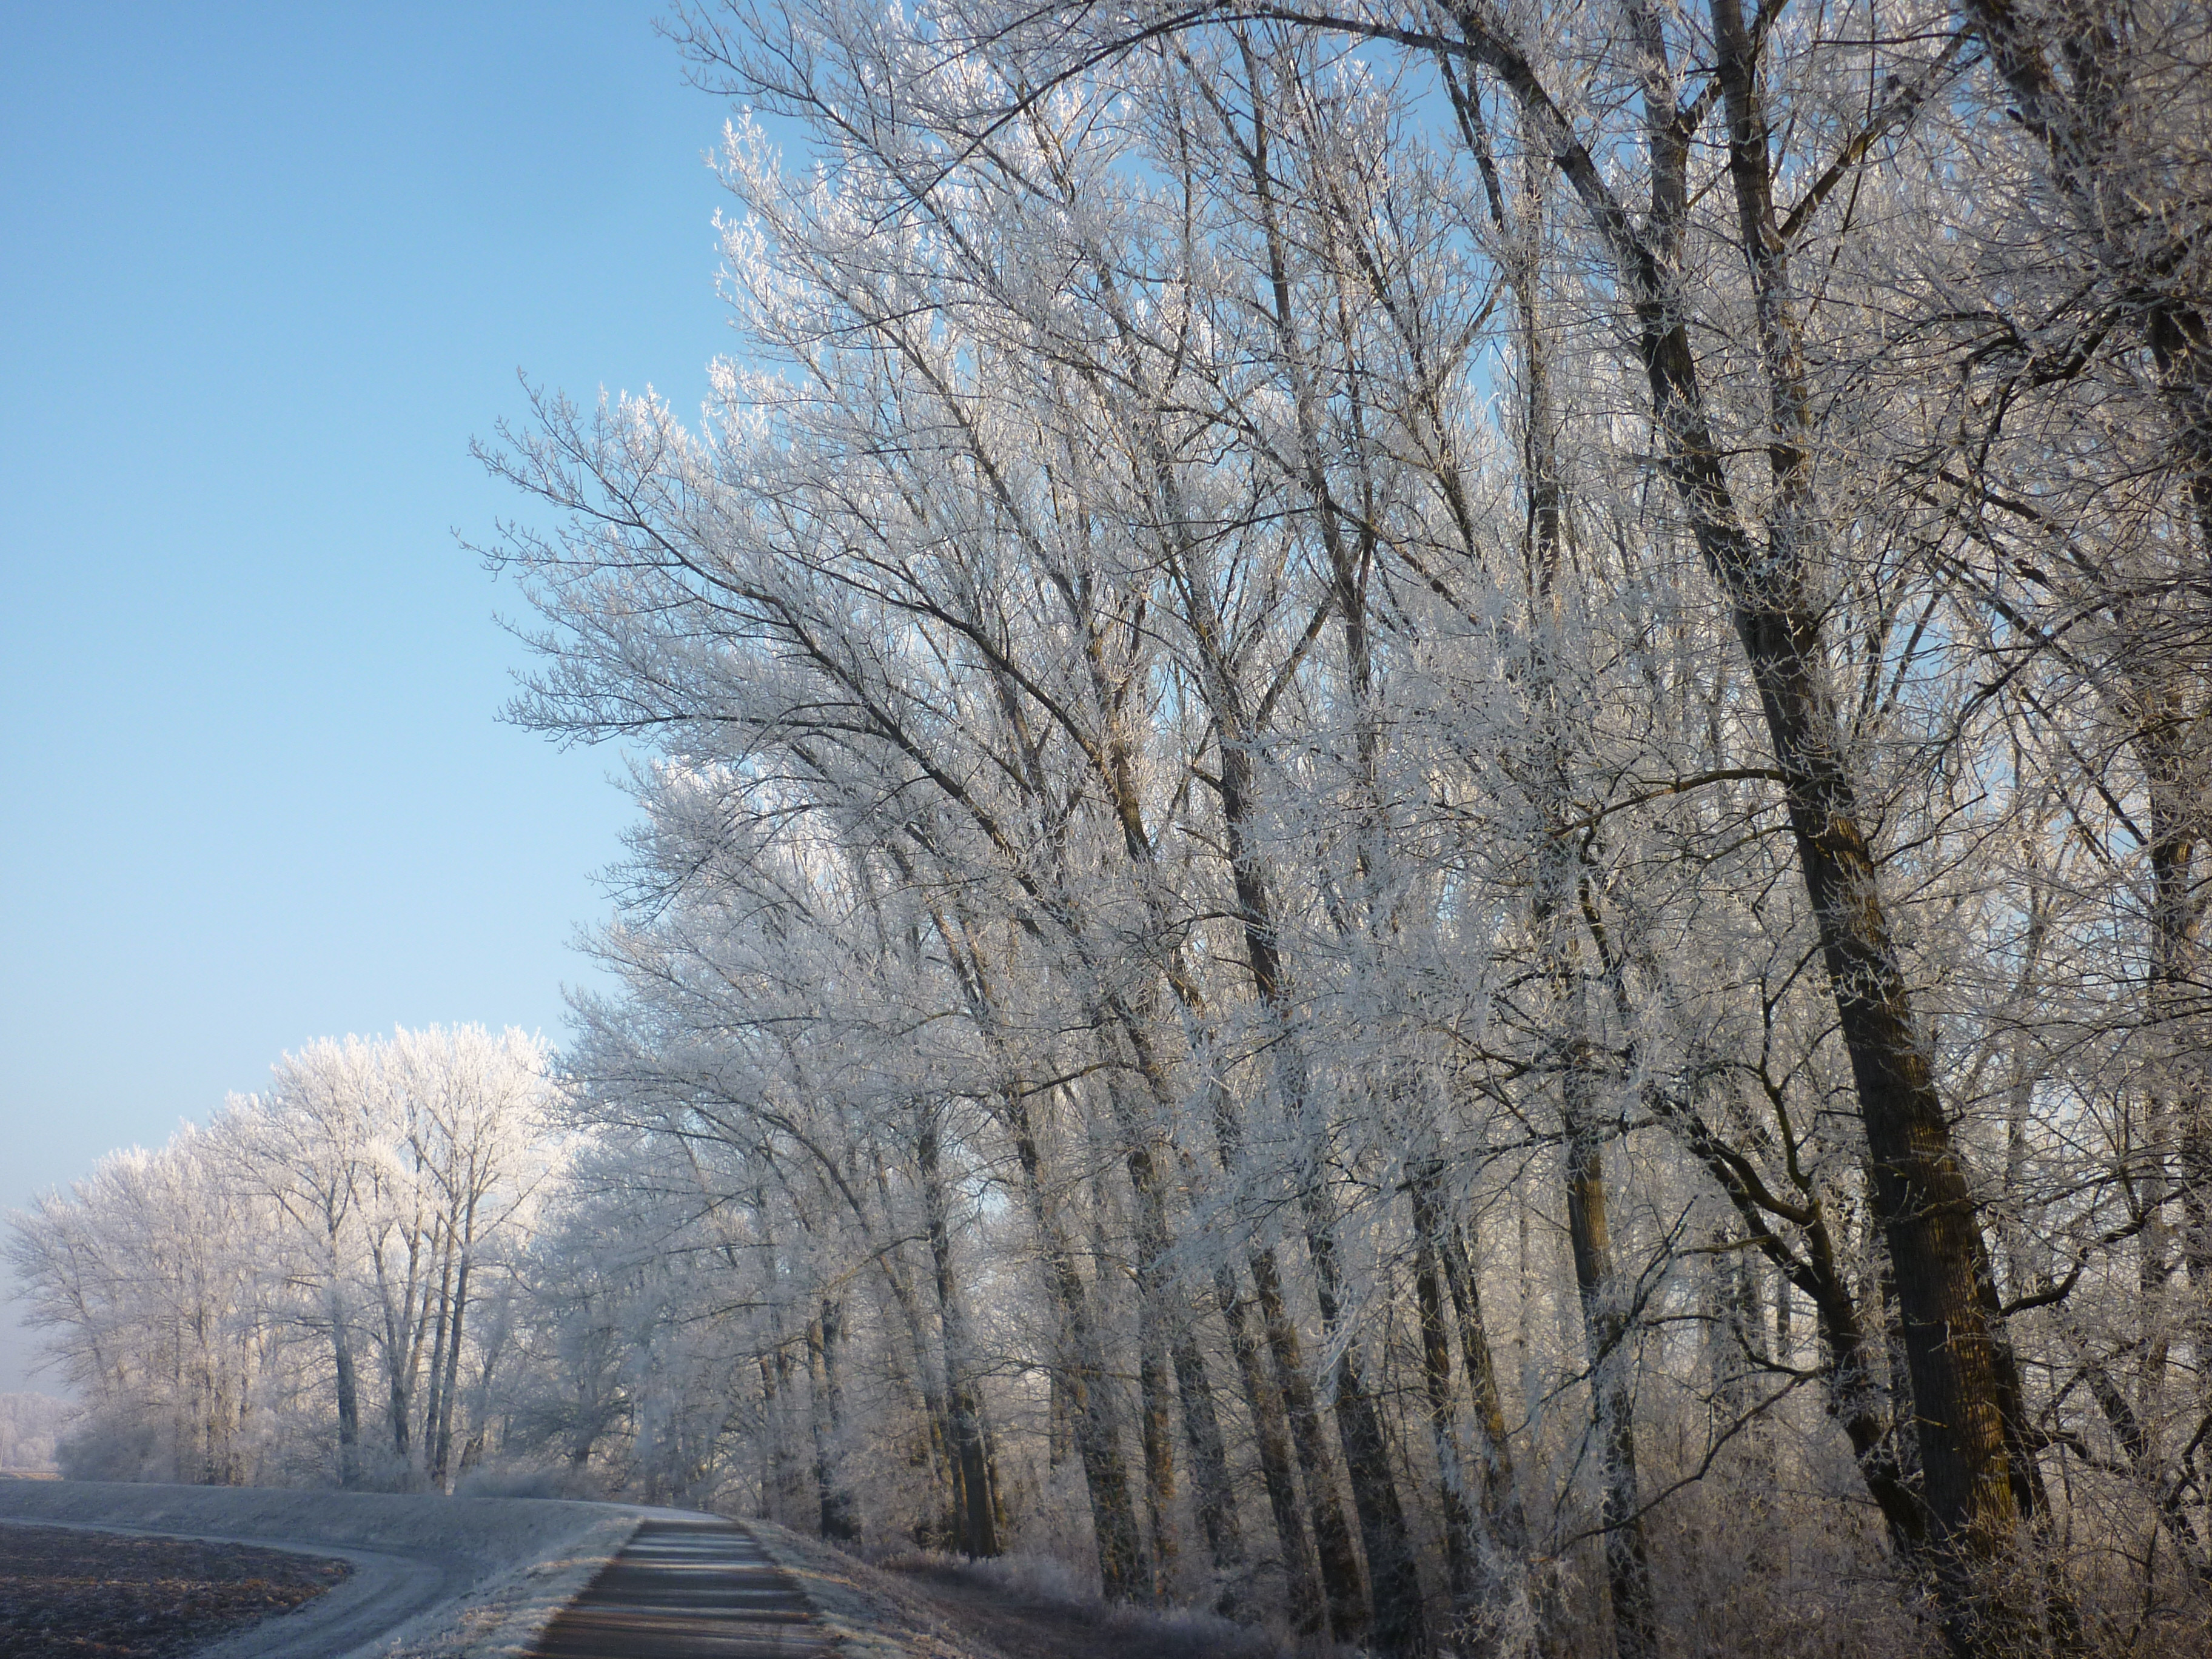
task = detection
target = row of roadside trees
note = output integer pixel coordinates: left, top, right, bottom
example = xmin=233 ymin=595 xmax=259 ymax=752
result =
xmin=14 ymin=4 xmax=2212 ymax=1657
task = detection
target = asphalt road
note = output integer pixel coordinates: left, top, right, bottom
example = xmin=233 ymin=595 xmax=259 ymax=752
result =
xmin=185 ymin=1530 xmax=473 ymax=1659
xmin=528 ymin=1518 xmax=834 ymax=1658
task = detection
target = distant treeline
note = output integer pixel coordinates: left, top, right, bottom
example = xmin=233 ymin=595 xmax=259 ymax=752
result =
xmin=0 ymin=1392 xmax=72 ymax=1472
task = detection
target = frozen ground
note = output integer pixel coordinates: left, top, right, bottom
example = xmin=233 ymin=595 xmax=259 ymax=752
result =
xmin=0 ymin=1481 xmax=700 ymax=1658
xmin=743 ymin=1521 xmax=1312 ymax=1659
xmin=741 ymin=1518 xmax=1004 ymax=1659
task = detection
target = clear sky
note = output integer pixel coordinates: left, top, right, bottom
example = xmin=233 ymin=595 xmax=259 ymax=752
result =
xmin=1 ymin=2 xmax=744 ymax=1391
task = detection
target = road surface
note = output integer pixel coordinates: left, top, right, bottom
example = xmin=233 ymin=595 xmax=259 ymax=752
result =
xmin=528 ymin=1518 xmax=834 ymax=1658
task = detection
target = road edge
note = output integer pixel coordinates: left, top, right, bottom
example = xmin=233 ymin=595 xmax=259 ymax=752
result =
xmin=359 ymin=1507 xmax=648 ymax=1659
xmin=742 ymin=1517 xmax=1006 ymax=1659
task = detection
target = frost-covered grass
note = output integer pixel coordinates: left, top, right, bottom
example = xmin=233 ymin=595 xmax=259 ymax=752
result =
xmin=740 ymin=1518 xmax=1003 ymax=1658
xmin=869 ymin=1546 xmax=1332 ymax=1659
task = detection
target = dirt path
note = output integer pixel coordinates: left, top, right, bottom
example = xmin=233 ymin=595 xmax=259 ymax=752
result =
xmin=0 ymin=1521 xmax=349 ymax=1658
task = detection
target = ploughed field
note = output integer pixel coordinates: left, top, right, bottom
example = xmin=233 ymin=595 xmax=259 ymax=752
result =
xmin=0 ymin=1522 xmax=349 ymax=1658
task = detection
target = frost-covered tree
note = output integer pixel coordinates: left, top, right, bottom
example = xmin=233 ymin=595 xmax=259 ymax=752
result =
xmin=9 ymin=1126 xmax=276 ymax=1483
xmin=472 ymin=4 xmax=2211 ymax=1654
xmin=16 ymin=5 xmax=2212 ymax=1657
xmin=8 ymin=1025 xmax=554 ymax=1491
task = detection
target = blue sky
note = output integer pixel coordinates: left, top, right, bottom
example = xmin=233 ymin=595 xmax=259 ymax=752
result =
xmin=1 ymin=2 xmax=744 ymax=1390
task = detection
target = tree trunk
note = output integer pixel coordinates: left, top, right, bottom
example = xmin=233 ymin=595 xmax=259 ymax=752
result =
xmin=756 ymin=1352 xmax=780 ymax=1521
xmin=1709 ymin=10 xmax=2026 ymax=1627
xmin=774 ymin=1347 xmax=805 ymax=1517
xmin=1103 ymin=1054 xmax=1248 ymax=1608
xmin=875 ymin=1145 xmax=961 ymax=1541
xmin=373 ymin=1233 xmax=421 ymax=1465
xmin=1297 ymin=1186 xmax=1433 ymax=1659
xmin=420 ymin=1226 xmax=455 ymax=1486
xmin=808 ymin=1316 xmax=834 ymax=1533
xmin=1439 ymin=1220 xmax=1530 ymax=1558
xmin=808 ymin=1305 xmax=860 ymax=1541
xmin=1214 ymin=1261 xmax=1323 ymax=1632
xmin=329 ymin=1284 xmax=359 ymax=1490
xmin=922 ymin=901 xmax=1149 ymax=1597
xmin=431 ymin=1248 xmax=470 ymax=1490
xmin=1413 ymin=1200 xmax=1479 ymax=1615
xmin=1421 ymin=10 xmax=2029 ymax=1632
xmin=1168 ymin=1316 xmax=1248 ymax=1615
xmin=1007 ymin=1100 xmax=1151 ymax=1600
xmin=1252 ymin=1234 xmax=1369 ymax=1643
xmin=920 ymin=1114 xmax=1000 ymax=1558
xmin=1415 ymin=1161 xmax=1544 ymax=1649
xmin=1195 ymin=634 xmax=1381 ymax=1641
xmin=1561 ymin=1099 xmax=1659 ymax=1659
xmin=1135 ymin=1276 xmax=1179 ymax=1597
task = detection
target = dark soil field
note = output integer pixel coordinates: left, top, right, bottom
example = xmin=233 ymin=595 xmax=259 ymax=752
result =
xmin=0 ymin=1523 xmax=349 ymax=1658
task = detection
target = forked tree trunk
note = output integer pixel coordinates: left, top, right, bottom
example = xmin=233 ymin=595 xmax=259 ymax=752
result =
xmin=1714 ymin=15 xmax=2031 ymax=1639
xmin=1412 ymin=14 xmax=2032 ymax=1641
xmin=421 ymin=1230 xmax=455 ymax=1484
xmin=1500 ymin=72 xmax=1658 ymax=1642
xmin=870 ymin=1125 xmax=962 ymax=1537
xmin=1168 ymin=1316 xmax=1247 ymax=1615
xmin=1533 ymin=793 xmax=1656 ymax=1659
xmin=373 ymin=1230 xmax=425 ymax=1465
xmin=1413 ymin=1161 xmax=1543 ymax=1652
xmin=1136 ymin=1324 xmax=1178 ymax=1596
xmin=774 ymin=1347 xmax=805 ymax=1517
xmin=1439 ymin=1219 xmax=1532 ymax=1561
xmin=756 ymin=1352 xmax=780 ymax=1520
xmin=1193 ymin=748 xmax=1381 ymax=1644
xmin=1111 ymin=1131 xmax=1179 ymax=1599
